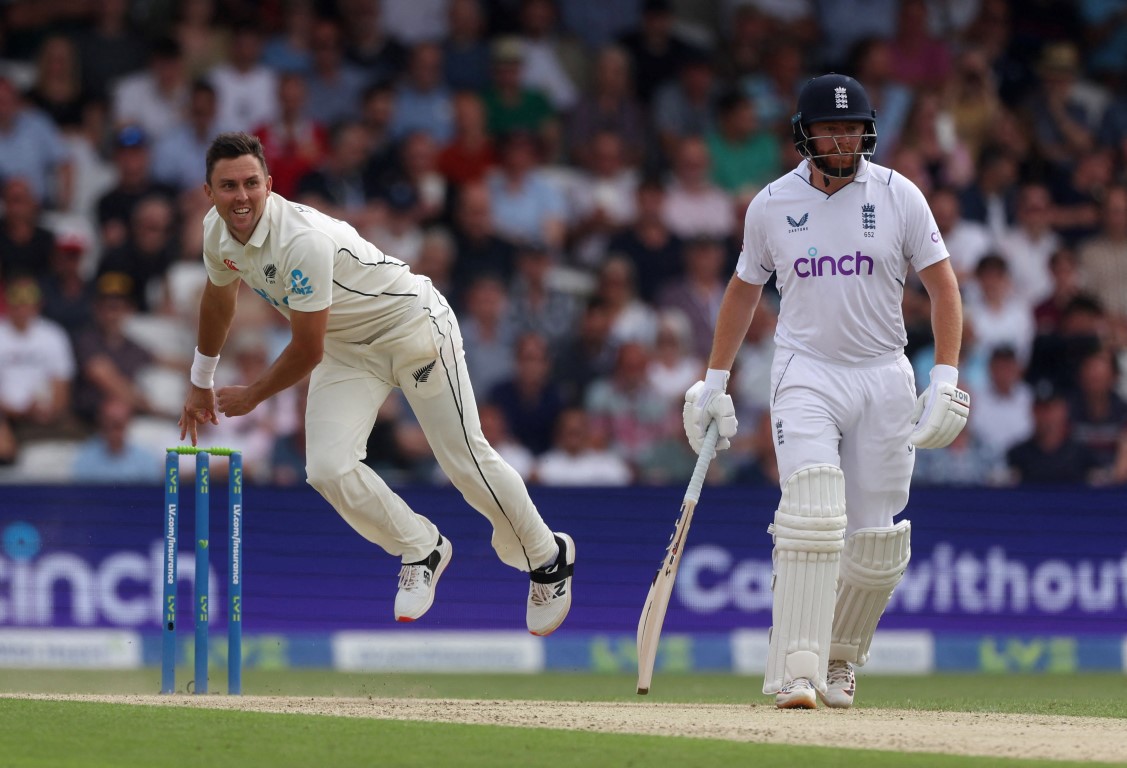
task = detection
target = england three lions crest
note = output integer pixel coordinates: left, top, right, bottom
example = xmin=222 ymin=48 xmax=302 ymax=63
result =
xmin=862 ymin=203 xmax=875 ymax=230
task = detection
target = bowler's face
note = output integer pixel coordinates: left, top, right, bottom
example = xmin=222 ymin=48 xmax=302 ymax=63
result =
xmin=205 ymin=155 xmax=272 ymax=245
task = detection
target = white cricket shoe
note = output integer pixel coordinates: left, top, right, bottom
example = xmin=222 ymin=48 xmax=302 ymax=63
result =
xmin=394 ymin=535 xmax=452 ymax=622
xmin=776 ymin=678 xmax=818 ymax=709
xmin=819 ymin=660 xmax=856 ymax=708
xmin=526 ymin=532 xmax=575 ymax=636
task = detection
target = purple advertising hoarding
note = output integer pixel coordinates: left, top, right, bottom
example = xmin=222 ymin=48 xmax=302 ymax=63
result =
xmin=1 ymin=484 xmax=1125 ymax=636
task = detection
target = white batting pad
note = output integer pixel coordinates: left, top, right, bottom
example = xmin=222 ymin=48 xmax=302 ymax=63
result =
xmin=762 ymin=465 xmax=848 ymax=695
xmin=829 ymin=519 xmax=911 ymax=666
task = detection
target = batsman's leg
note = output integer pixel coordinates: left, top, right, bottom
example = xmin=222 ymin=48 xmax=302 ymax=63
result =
xmin=763 ymin=464 xmax=847 ymax=709
xmin=821 ymin=520 xmax=911 ymax=708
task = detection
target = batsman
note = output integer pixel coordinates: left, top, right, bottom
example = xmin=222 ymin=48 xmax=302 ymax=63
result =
xmin=683 ymin=74 xmax=969 ymax=709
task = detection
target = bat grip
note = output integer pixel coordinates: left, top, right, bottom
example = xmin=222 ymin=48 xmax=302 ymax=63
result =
xmin=684 ymin=422 xmax=719 ymax=506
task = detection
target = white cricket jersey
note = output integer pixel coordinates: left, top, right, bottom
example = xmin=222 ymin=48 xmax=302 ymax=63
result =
xmin=202 ymin=194 xmax=424 ymax=343
xmin=736 ymin=159 xmax=950 ymax=364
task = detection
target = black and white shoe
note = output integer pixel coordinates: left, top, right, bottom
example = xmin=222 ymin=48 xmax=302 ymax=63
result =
xmin=526 ymin=532 xmax=575 ymax=636
xmin=394 ymin=536 xmax=452 ymax=622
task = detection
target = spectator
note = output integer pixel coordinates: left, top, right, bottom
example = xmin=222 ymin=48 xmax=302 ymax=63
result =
xmin=358 ymin=81 xmax=400 ymax=173
xmin=532 ymin=407 xmax=632 ymax=485
xmin=112 ymin=36 xmax=190 ymax=143
xmin=98 ymin=196 xmax=179 ymax=313
xmin=484 ymin=128 xmax=567 ymax=249
xmin=254 ymin=72 xmax=331 ymax=200
xmin=1077 ymin=184 xmax=1127 ymax=325
xmin=1007 ymin=382 xmax=1101 ymax=485
xmin=656 ymin=235 xmax=727 ymax=361
xmin=262 ymin=0 xmax=315 ymax=75
xmin=26 ymin=34 xmax=87 ymax=130
xmin=1026 ymin=294 xmax=1109 ymax=397
xmin=605 ymin=177 xmax=683 ymax=303
xmin=616 ymin=0 xmax=704 ymax=106
xmin=340 ymin=0 xmax=408 ymax=84
xmin=1047 ymin=147 xmax=1114 ymax=246
xmin=437 ymin=90 xmax=497 ymax=186
xmin=449 ymin=180 xmax=517 ymax=302
xmin=595 ymin=254 xmax=659 ymax=347
xmin=487 ymin=331 xmax=565 ymax=455
xmin=390 ymin=42 xmax=454 ymax=144
xmin=944 ymin=46 xmax=1004 ymax=163
xmin=71 ymin=271 xmax=159 ymax=426
xmin=972 ymin=345 xmax=1035 ymax=458
xmin=994 ymin=182 xmax=1062 ymax=309
xmin=73 ymin=0 xmax=148 ymax=103
xmin=554 ymin=295 xmax=618 ymax=408
xmin=846 ymin=37 xmax=915 ymax=166
xmin=506 ymin=240 xmax=579 ymax=346
xmin=964 ymin=253 xmax=1036 ymax=365
xmin=584 ymin=339 xmax=684 ymax=482
xmin=442 ymin=0 xmax=492 ymax=93
xmin=566 ymin=129 xmax=640 ymax=267
xmin=646 ymin=308 xmax=702 ymax=406
xmin=209 ymin=22 xmax=279 ymax=134
xmin=71 ymin=397 xmax=163 ymax=484
xmin=39 ymin=231 xmax=95 ymax=343
xmin=95 ymin=125 xmax=179 ymax=252
xmin=481 ymin=36 xmax=557 ymax=154
xmin=651 ymin=49 xmax=717 ymax=162
xmin=0 ymin=75 xmax=72 ymax=210
xmin=888 ymin=0 xmax=953 ymax=90
xmin=0 ymin=276 xmax=76 ymax=442
xmin=172 ymin=0 xmax=230 ymax=78
xmin=304 ymin=16 xmax=371 ymax=128
xmin=1027 ymin=41 xmax=1103 ymax=178
xmin=460 ymin=274 xmax=518 ymax=397
xmin=151 ymin=79 xmax=220 ymax=192
xmin=893 ymin=90 xmax=975 ymax=191
xmin=731 ymin=297 xmax=778 ymax=425
xmin=1068 ymin=347 xmax=1127 ymax=481
xmin=295 ymin=120 xmax=382 ymax=235
xmin=514 ymin=0 xmax=583 ymax=114
xmin=376 ymin=130 xmax=448 ymax=226
xmin=930 ymin=185 xmax=994 ymax=286
xmin=367 ymin=180 xmax=424 ymax=265
xmin=742 ymin=36 xmax=806 ymax=137
xmin=271 ymin=380 xmax=309 ymax=486
xmin=413 ymin=226 xmax=457 ymax=298
xmin=706 ymin=88 xmax=780 ymax=198
xmin=661 ymin=135 xmax=736 ymax=241
xmin=959 ymin=145 xmax=1021 ymax=242
xmin=0 ymin=177 xmax=55 ymax=282
xmin=565 ymin=45 xmax=647 ymax=169
xmin=810 ymin=0 xmax=898 ymax=70
xmin=1033 ymin=248 xmax=1087 ymax=334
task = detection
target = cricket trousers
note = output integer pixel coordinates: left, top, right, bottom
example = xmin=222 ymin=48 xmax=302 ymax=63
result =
xmin=304 ymin=279 xmax=558 ymax=570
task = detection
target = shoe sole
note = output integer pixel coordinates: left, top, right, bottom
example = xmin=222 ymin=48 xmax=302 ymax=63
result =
xmin=396 ymin=540 xmax=453 ymax=622
xmin=776 ymin=692 xmax=818 ymax=710
xmin=529 ymin=532 xmax=574 ymax=637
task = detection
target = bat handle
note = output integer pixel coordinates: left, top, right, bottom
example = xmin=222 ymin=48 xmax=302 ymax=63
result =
xmin=684 ymin=422 xmax=719 ymax=506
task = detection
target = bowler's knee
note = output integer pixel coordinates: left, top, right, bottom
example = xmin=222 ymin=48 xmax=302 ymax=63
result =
xmin=305 ymin=454 xmax=352 ymax=491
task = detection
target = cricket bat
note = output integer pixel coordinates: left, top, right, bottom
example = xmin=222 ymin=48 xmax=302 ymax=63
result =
xmin=636 ymin=423 xmax=719 ymax=694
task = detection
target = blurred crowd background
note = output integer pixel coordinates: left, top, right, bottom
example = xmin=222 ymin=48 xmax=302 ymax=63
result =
xmin=0 ymin=0 xmax=1124 ymax=488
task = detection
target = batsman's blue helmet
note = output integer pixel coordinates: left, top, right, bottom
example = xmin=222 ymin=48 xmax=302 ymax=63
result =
xmin=791 ymin=73 xmax=878 ymax=162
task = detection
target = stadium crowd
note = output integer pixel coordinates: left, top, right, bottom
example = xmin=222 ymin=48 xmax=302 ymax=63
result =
xmin=0 ymin=0 xmax=1124 ymax=487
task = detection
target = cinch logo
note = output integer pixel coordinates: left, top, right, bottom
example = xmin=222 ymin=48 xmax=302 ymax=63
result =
xmin=794 ymin=247 xmax=874 ymax=278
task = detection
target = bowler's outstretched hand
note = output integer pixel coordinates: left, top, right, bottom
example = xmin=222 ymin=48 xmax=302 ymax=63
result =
xmin=909 ymin=365 xmax=970 ymax=449
xmin=179 ymin=385 xmax=219 ymax=446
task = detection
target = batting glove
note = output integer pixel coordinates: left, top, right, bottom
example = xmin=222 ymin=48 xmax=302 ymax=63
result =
xmin=683 ymin=369 xmax=738 ymax=454
xmin=909 ymin=364 xmax=970 ymax=449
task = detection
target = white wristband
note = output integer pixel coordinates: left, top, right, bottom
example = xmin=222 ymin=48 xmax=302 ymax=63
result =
xmin=704 ymin=368 xmax=730 ymax=391
xmin=191 ymin=347 xmax=220 ymax=389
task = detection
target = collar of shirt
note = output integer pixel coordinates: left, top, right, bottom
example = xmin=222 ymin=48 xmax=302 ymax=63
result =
xmin=218 ymin=193 xmax=276 ymax=249
xmin=795 ymin=157 xmax=873 ymax=186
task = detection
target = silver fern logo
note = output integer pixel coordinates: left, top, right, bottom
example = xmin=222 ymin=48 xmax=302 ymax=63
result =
xmin=263 ymin=264 xmax=277 ymax=283
xmin=411 ymin=361 xmax=437 ymax=386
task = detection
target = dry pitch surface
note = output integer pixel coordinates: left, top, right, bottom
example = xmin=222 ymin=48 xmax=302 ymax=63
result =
xmin=6 ymin=693 xmax=1126 ymax=764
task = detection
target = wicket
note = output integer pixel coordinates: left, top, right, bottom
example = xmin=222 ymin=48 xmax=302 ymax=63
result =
xmin=162 ymin=446 xmax=243 ymax=695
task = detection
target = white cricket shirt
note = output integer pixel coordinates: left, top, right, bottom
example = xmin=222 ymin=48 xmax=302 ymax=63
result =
xmin=202 ymin=194 xmax=424 ymax=343
xmin=736 ymin=159 xmax=950 ymax=364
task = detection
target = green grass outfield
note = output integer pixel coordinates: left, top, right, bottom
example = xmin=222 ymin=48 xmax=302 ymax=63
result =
xmin=1 ymin=670 xmax=1125 ymax=768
